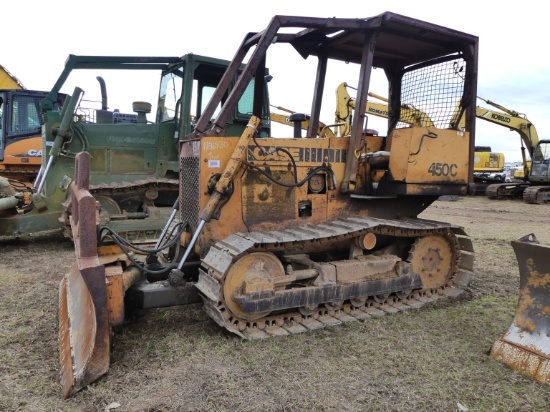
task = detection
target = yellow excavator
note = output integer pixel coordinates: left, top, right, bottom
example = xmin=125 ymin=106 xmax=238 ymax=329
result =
xmin=470 ymin=100 xmax=550 ymax=203
xmin=0 ymin=64 xmax=64 ymax=187
xmin=334 ymin=82 xmax=434 ymax=135
xmin=469 ymin=97 xmax=538 ymax=181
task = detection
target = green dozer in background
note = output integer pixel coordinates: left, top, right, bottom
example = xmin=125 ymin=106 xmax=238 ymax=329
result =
xmin=0 ymin=54 xmax=261 ymax=242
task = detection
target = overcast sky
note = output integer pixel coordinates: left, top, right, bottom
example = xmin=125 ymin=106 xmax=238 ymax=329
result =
xmin=3 ymin=1 xmax=548 ymax=162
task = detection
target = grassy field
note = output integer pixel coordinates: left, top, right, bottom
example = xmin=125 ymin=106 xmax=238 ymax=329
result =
xmin=1 ymin=196 xmax=549 ymax=411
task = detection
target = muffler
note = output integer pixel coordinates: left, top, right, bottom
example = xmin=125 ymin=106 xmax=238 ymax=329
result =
xmin=490 ymin=233 xmax=550 ymax=383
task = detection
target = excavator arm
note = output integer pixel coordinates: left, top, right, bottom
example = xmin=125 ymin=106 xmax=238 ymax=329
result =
xmin=454 ymin=97 xmax=540 ymax=178
xmin=474 ymin=105 xmax=539 ymax=177
xmin=334 ymin=82 xmax=435 ymax=137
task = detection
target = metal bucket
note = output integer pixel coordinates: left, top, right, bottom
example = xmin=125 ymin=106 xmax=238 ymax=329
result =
xmin=490 ymin=233 xmax=550 ymax=383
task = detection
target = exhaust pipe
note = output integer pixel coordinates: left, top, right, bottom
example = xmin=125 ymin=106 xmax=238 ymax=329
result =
xmin=490 ymin=233 xmax=550 ymax=384
xmin=96 ymin=76 xmax=108 ymax=110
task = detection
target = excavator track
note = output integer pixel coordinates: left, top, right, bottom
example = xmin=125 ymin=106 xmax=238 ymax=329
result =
xmin=197 ymin=216 xmax=474 ymax=339
xmin=523 ymin=186 xmax=550 ymax=204
xmin=486 ymin=182 xmax=528 ymax=199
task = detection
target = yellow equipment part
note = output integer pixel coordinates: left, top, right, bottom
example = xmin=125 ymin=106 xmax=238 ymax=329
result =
xmin=0 ymin=136 xmax=42 ymax=182
xmin=473 ymin=150 xmax=505 ymax=173
xmin=0 ymin=63 xmax=25 ymax=89
xmin=490 ymin=233 xmax=550 ymax=384
xmin=387 ymin=127 xmax=469 ymax=185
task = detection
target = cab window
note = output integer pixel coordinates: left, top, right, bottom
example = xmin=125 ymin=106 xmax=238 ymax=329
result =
xmin=10 ymin=94 xmax=43 ymax=134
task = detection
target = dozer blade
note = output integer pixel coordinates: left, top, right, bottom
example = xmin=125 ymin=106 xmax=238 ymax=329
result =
xmin=59 ymin=258 xmax=110 ymax=399
xmin=59 ymin=151 xmax=111 ymax=398
xmin=490 ymin=234 xmax=550 ymax=383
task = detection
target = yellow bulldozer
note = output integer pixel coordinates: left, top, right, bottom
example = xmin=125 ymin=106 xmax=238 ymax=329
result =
xmin=58 ymin=11 xmax=478 ymax=398
xmin=56 ymin=11 xmax=550 ymax=400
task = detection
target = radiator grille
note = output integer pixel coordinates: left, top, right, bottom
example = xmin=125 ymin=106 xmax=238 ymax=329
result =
xmin=180 ymin=147 xmax=200 ymax=232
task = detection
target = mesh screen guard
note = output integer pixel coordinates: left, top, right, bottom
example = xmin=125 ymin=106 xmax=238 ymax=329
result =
xmin=398 ymin=57 xmax=466 ymax=129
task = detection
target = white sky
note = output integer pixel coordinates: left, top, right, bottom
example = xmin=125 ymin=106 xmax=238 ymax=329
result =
xmin=3 ymin=0 xmax=548 ymax=162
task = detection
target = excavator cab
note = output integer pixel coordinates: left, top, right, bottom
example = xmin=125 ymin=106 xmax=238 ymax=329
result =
xmin=528 ymin=140 xmax=550 ymax=184
xmin=59 ymin=12 xmax=479 ymax=398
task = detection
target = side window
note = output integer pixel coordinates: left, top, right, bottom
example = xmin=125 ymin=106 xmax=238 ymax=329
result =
xmin=539 ymin=142 xmax=550 ymax=162
xmin=195 ymin=78 xmax=256 ymax=121
xmin=27 ymin=98 xmax=42 ymax=128
xmin=158 ymin=70 xmax=183 ymax=122
xmin=10 ymin=99 xmax=19 ymax=132
xmin=237 ymin=80 xmax=255 ymax=117
xmin=199 ymin=85 xmax=221 ymax=120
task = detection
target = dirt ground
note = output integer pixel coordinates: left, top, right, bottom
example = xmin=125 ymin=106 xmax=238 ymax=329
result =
xmin=1 ymin=195 xmax=549 ymax=411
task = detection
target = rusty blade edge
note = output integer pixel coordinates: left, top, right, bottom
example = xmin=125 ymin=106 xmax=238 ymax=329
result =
xmin=491 ymin=338 xmax=550 ymax=384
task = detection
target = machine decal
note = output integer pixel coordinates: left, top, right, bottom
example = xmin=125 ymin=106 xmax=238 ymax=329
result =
xmin=428 ymin=162 xmax=458 ymax=177
xmin=490 ymin=113 xmax=511 ymax=123
xmin=248 ymin=146 xmax=347 ymax=163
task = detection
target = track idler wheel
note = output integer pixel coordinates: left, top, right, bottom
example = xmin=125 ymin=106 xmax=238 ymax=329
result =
xmin=223 ymin=252 xmax=285 ymax=321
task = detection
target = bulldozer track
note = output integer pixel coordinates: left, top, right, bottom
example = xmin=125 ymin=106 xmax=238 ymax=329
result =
xmin=198 ymin=217 xmax=474 ymax=340
xmin=60 ymin=178 xmax=179 ymax=239
xmin=89 ymin=177 xmax=179 ymax=197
